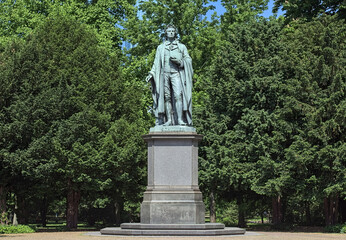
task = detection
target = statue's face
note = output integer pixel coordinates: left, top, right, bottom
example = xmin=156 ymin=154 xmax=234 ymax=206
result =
xmin=166 ymin=27 xmax=176 ymax=39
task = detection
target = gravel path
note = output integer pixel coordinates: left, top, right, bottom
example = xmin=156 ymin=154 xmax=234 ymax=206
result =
xmin=1 ymin=231 xmax=345 ymax=240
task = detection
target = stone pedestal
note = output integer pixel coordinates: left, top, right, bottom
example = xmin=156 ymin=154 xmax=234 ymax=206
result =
xmin=100 ymin=126 xmax=245 ymax=236
xmin=141 ymin=129 xmax=205 ymax=224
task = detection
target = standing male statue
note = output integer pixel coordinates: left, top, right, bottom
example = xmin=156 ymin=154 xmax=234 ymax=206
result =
xmin=146 ymin=24 xmax=193 ymax=126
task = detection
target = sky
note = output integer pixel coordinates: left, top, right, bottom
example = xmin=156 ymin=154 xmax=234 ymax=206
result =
xmin=207 ymin=0 xmax=284 ymax=19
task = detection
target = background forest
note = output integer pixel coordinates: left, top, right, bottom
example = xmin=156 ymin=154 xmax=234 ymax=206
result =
xmin=0 ymin=0 xmax=345 ymax=232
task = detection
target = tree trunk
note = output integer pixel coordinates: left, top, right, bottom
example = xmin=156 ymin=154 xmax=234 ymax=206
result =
xmin=17 ymin=194 xmax=28 ymax=224
xmin=12 ymin=213 xmax=18 ymax=225
xmin=0 ymin=185 xmax=8 ymax=225
xmin=305 ymin=202 xmax=311 ymax=225
xmin=87 ymin=208 xmax=96 ymax=226
xmin=340 ymin=198 xmax=346 ymax=223
xmin=40 ymin=196 xmax=48 ymax=227
xmin=237 ymin=195 xmax=246 ymax=228
xmin=114 ymin=201 xmax=122 ymax=226
xmin=13 ymin=195 xmax=18 ymax=225
xmin=66 ymin=179 xmax=81 ymax=230
xmin=209 ymin=191 xmax=216 ymax=223
xmin=272 ymin=196 xmax=283 ymax=225
xmin=324 ymin=196 xmax=339 ymax=226
xmin=260 ymin=212 xmax=264 ymax=224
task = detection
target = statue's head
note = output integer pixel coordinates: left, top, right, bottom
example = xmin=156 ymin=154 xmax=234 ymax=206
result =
xmin=165 ymin=24 xmax=177 ymax=40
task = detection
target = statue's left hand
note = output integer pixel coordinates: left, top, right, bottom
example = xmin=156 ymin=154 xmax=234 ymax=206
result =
xmin=146 ymin=73 xmax=153 ymax=82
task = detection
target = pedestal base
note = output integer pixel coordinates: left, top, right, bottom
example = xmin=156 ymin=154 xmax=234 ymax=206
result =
xmin=100 ymin=129 xmax=246 ymax=236
xmin=140 ymin=187 xmax=205 ymax=224
xmin=100 ymin=223 xmax=246 ymax=236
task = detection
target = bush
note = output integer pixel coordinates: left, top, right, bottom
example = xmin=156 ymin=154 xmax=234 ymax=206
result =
xmin=324 ymin=223 xmax=346 ymax=233
xmin=222 ymin=216 xmax=238 ymax=227
xmin=0 ymin=225 xmax=35 ymax=234
xmin=341 ymin=225 xmax=346 ymax=234
xmin=216 ymin=201 xmax=238 ymax=227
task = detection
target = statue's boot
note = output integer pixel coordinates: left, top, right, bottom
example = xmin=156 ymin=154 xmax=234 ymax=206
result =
xmin=163 ymin=102 xmax=173 ymax=126
xmin=176 ymin=100 xmax=186 ymax=126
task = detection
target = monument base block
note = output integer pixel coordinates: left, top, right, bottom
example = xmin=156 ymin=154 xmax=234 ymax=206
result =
xmin=100 ymin=128 xmax=246 ymax=236
xmin=140 ymin=188 xmax=205 ymax=224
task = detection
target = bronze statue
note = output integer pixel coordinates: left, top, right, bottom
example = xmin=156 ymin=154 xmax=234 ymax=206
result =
xmin=146 ymin=24 xmax=193 ymax=126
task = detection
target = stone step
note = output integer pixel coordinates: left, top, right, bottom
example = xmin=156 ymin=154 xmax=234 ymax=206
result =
xmin=120 ymin=223 xmax=225 ymax=229
xmin=100 ymin=226 xmax=246 ymax=236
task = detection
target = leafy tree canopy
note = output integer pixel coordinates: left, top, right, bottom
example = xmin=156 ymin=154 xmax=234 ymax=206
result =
xmin=273 ymin=0 xmax=346 ymax=22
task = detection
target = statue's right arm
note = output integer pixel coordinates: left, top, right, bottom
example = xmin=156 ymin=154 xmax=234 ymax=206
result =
xmin=146 ymin=45 xmax=162 ymax=83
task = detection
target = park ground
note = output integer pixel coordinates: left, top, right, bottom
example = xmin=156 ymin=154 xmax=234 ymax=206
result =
xmin=1 ymin=231 xmax=345 ymax=240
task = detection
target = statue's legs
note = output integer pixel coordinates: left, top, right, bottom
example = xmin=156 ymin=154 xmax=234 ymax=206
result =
xmin=175 ymin=99 xmax=185 ymax=125
xmin=163 ymin=101 xmax=172 ymax=126
xmin=164 ymin=73 xmax=185 ymax=126
xmin=170 ymin=73 xmax=185 ymax=125
xmin=164 ymin=73 xmax=173 ymax=126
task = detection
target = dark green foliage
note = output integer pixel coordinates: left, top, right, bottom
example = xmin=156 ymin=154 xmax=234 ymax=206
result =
xmin=197 ymin=15 xmax=286 ymax=202
xmin=216 ymin=200 xmax=239 ymax=226
xmin=0 ymin=15 xmax=120 ymax=181
xmin=0 ymin=15 xmax=146 ymax=226
xmin=324 ymin=223 xmax=346 ymax=233
xmin=279 ymin=15 xmax=345 ymax=225
xmin=198 ymin=14 xmax=346 ymax=225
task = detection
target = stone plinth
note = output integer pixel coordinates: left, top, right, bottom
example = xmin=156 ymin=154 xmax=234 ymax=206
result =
xmin=141 ymin=129 xmax=205 ymax=224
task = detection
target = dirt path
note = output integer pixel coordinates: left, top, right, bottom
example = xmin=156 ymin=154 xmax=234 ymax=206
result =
xmin=1 ymin=231 xmax=345 ymax=240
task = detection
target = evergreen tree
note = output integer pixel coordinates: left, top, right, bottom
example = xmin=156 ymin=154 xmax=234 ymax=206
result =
xmin=201 ymin=14 xmax=345 ymax=226
xmin=197 ymin=17 xmax=287 ymax=226
xmin=279 ymin=15 xmax=346 ymax=225
xmin=0 ymin=15 xmax=145 ymax=228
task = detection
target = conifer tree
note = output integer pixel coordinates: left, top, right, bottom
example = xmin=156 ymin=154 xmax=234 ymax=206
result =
xmin=279 ymin=15 xmax=346 ymax=225
xmin=0 ymin=15 xmax=146 ymax=228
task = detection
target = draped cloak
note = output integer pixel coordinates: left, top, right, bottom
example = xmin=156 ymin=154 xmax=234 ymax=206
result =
xmin=149 ymin=40 xmax=193 ymax=125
